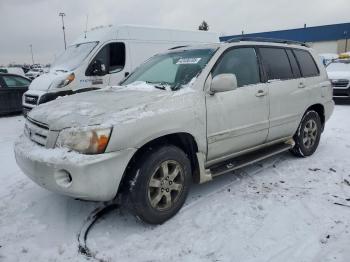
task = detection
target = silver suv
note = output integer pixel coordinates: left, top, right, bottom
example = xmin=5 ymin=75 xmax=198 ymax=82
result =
xmin=15 ymin=38 xmax=334 ymax=224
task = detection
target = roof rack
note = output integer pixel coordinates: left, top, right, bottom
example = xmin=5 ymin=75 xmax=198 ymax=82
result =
xmin=225 ymin=37 xmax=309 ymax=47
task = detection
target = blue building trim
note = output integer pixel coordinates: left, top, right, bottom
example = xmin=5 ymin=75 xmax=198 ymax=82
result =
xmin=220 ymin=22 xmax=350 ymax=43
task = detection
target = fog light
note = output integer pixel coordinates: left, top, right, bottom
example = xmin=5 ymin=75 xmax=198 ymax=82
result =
xmin=54 ymin=170 xmax=72 ymax=188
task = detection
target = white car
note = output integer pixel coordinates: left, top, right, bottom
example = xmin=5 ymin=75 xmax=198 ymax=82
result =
xmin=15 ymin=38 xmax=334 ymax=224
xmin=25 ymin=68 xmax=44 ymax=80
xmin=326 ymin=59 xmax=350 ymax=99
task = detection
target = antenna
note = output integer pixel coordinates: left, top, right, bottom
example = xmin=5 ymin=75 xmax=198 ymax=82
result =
xmin=84 ymin=15 xmax=89 ymax=39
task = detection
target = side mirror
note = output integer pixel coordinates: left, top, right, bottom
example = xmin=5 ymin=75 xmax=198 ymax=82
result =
xmin=210 ymin=73 xmax=237 ymax=94
xmin=91 ymin=59 xmax=107 ymax=76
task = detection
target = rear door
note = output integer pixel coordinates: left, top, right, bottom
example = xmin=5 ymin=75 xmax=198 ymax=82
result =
xmin=258 ymin=46 xmax=308 ymax=141
xmin=206 ymin=47 xmax=270 ymax=161
xmin=0 ymin=75 xmax=30 ymax=113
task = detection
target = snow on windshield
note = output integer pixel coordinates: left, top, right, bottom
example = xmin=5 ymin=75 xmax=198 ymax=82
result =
xmin=51 ymin=42 xmax=98 ymax=71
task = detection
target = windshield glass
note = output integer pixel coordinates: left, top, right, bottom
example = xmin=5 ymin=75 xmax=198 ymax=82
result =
xmin=327 ymin=60 xmax=350 ymax=71
xmin=122 ymin=48 xmax=216 ymax=90
xmin=51 ymin=41 xmax=98 ymax=71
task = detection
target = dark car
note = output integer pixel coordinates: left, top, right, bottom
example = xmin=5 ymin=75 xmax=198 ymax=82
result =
xmin=0 ymin=73 xmax=31 ymax=115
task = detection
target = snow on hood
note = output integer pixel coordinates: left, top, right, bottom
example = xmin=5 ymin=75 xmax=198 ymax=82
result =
xmin=28 ymin=71 xmax=71 ymax=91
xmin=327 ymin=62 xmax=350 ymax=79
xmin=28 ymin=83 xmax=195 ymax=131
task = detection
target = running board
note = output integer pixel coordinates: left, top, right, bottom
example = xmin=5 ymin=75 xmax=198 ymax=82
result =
xmin=209 ymin=142 xmax=293 ymax=177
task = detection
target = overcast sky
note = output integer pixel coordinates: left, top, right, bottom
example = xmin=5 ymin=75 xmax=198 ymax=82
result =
xmin=0 ymin=0 xmax=349 ymax=65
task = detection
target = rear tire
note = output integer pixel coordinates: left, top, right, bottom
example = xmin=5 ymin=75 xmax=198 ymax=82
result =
xmin=290 ymin=110 xmax=322 ymax=157
xmin=126 ymin=145 xmax=191 ymax=224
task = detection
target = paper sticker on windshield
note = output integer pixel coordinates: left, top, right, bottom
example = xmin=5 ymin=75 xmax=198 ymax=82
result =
xmin=176 ymin=58 xmax=201 ymax=64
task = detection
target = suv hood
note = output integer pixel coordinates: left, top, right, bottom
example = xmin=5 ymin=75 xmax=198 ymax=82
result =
xmin=327 ymin=70 xmax=350 ymax=80
xmin=28 ymin=84 xmax=192 ymax=130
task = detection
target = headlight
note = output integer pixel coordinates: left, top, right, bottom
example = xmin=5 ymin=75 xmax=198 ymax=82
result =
xmin=56 ymin=127 xmax=112 ymax=154
xmin=56 ymin=73 xmax=75 ymax=88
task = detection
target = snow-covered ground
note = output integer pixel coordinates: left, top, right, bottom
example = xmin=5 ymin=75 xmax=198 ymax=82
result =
xmin=1 ymin=105 xmax=350 ymax=262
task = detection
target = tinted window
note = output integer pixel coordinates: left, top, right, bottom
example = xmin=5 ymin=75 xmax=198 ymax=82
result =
xmin=109 ymin=43 xmax=125 ymax=73
xmin=212 ymin=48 xmax=260 ymax=87
xmin=259 ymin=47 xmax=293 ymax=80
xmin=2 ymin=75 xmax=30 ymax=87
xmin=286 ymin=49 xmax=301 ymax=78
xmin=293 ymin=50 xmax=319 ymax=77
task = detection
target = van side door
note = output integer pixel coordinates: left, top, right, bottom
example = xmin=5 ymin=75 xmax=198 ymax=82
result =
xmin=258 ymin=47 xmax=307 ymax=141
xmin=206 ymin=47 xmax=269 ymax=162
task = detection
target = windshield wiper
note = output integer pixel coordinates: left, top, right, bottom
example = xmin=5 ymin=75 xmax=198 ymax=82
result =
xmin=146 ymin=81 xmax=171 ymax=90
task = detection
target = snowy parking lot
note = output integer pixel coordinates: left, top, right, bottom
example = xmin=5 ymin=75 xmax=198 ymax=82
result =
xmin=1 ymin=104 xmax=350 ymax=262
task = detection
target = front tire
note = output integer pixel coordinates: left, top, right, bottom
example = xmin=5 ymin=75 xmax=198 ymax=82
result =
xmin=291 ymin=110 xmax=322 ymax=157
xmin=127 ymin=145 xmax=191 ymax=224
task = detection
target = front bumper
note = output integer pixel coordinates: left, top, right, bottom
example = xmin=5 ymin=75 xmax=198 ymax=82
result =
xmin=14 ymin=135 xmax=136 ymax=201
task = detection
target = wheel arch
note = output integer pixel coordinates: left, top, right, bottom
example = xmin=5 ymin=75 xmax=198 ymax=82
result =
xmin=117 ymin=132 xmax=201 ymax=196
xmin=306 ymin=104 xmax=325 ymax=131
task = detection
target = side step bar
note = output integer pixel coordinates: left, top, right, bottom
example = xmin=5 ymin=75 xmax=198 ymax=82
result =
xmin=209 ymin=142 xmax=293 ymax=177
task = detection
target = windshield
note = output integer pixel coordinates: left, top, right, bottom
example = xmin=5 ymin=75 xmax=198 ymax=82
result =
xmin=327 ymin=60 xmax=350 ymax=71
xmin=122 ymin=48 xmax=216 ymax=90
xmin=51 ymin=41 xmax=98 ymax=71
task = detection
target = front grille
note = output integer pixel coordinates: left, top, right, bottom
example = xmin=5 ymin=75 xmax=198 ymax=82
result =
xmin=24 ymin=117 xmax=49 ymax=147
xmin=331 ymin=79 xmax=349 ymax=88
xmin=24 ymin=94 xmax=39 ymax=105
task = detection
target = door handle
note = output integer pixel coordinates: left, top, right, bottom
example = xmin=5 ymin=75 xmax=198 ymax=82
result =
xmin=298 ymin=82 xmax=306 ymax=88
xmin=255 ymin=90 xmax=267 ymax=97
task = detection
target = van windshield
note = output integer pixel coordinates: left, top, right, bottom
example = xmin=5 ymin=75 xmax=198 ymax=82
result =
xmin=122 ymin=48 xmax=216 ymax=90
xmin=51 ymin=42 xmax=98 ymax=72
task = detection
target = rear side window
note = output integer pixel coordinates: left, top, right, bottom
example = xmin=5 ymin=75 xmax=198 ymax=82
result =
xmin=259 ymin=47 xmax=293 ymax=80
xmin=293 ymin=50 xmax=319 ymax=77
xmin=212 ymin=47 xmax=260 ymax=87
xmin=286 ymin=49 xmax=301 ymax=78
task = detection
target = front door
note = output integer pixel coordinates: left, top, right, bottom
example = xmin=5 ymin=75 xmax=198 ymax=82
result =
xmin=206 ymin=47 xmax=269 ymax=162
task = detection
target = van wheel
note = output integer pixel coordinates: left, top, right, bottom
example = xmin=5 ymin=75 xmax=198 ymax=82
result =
xmin=290 ymin=110 xmax=322 ymax=157
xmin=127 ymin=145 xmax=191 ymax=224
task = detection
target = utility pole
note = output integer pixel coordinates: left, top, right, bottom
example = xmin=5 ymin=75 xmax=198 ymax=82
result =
xmin=344 ymin=31 xmax=348 ymax=52
xmin=29 ymin=44 xmax=34 ymax=65
xmin=59 ymin=12 xmax=67 ymax=50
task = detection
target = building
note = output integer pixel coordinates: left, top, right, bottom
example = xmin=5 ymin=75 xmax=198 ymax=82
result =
xmin=220 ymin=22 xmax=350 ymax=54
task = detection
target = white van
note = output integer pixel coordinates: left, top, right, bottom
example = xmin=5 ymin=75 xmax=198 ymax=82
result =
xmin=22 ymin=25 xmax=219 ymax=114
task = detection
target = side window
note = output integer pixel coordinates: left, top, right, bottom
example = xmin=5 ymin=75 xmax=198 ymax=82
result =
xmin=259 ymin=47 xmax=293 ymax=80
xmin=293 ymin=50 xmax=319 ymax=77
xmin=286 ymin=49 xmax=301 ymax=78
xmin=87 ymin=42 xmax=125 ymax=76
xmin=2 ymin=75 xmax=30 ymax=87
xmin=212 ymin=48 xmax=260 ymax=87
xmin=109 ymin=43 xmax=125 ymax=73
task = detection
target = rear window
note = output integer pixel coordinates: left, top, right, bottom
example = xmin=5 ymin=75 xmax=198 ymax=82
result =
xmin=259 ymin=47 xmax=293 ymax=80
xmin=293 ymin=50 xmax=319 ymax=77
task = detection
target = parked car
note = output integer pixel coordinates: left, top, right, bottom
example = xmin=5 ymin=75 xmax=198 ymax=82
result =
xmin=15 ymin=38 xmax=334 ymax=224
xmin=25 ymin=68 xmax=44 ymax=80
xmin=22 ymin=25 xmax=219 ymax=116
xmin=0 ymin=67 xmax=26 ymax=77
xmin=326 ymin=58 xmax=350 ymax=99
xmin=0 ymin=73 xmax=31 ymax=115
